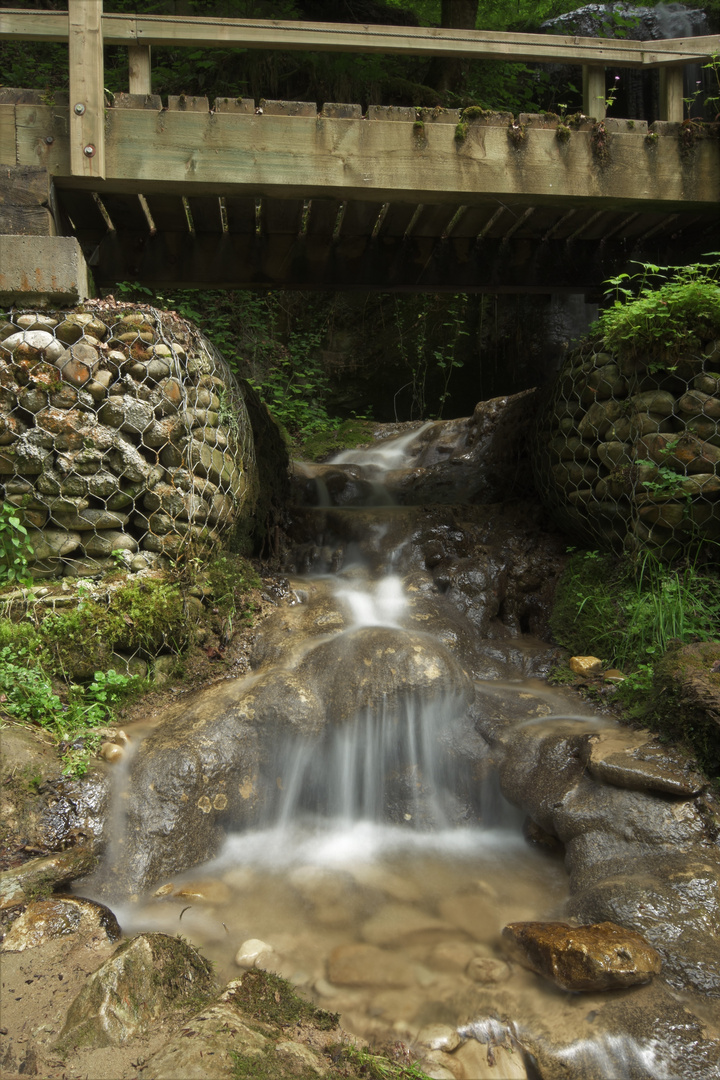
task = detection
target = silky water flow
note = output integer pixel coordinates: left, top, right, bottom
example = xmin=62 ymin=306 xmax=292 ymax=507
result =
xmin=91 ymin=424 xmax=693 ymax=1080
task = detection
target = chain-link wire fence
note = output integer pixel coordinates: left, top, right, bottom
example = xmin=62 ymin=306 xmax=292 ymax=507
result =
xmin=0 ymin=304 xmax=255 ymax=577
xmin=534 ymin=333 xmax=720 ymax=562
xmin=0 ymin=304 xmax=258 ymax=679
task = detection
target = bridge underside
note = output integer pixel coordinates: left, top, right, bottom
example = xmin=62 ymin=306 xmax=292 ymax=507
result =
xmin=2 ymin=94 xmax=719 ymax=294
xmin=58 ymin=189 xmax=718 ymax=294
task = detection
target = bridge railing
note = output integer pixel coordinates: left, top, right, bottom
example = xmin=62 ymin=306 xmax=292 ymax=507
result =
xmin=1 ymin=1 xmax=718 ymax=181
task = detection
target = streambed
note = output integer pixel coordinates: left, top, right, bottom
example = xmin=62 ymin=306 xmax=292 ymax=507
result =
xmin=81 ymin=413 xmax=720 ymax=1079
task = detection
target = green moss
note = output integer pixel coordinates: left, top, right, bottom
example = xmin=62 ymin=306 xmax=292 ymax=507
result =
xmin=461 ymin=105 xmax=490 ymax=121
xmin=454 ymin=121 xmax=468 ymax=142
xmin=556 ymin=123 xmax=571 ymax=143
xmin=299 ymin=419 xmax=376 ymax=461
xmin=645 ymin=132 xmax=659 ymax=145
xmin=225 ymin=970 xmax=338 ymax=1032
xmin=231 ymin=1047 xmax=318 ymax=1080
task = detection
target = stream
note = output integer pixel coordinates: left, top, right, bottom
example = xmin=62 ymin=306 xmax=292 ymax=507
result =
xmin=89 ymin=415 xmax=720 ymax=1080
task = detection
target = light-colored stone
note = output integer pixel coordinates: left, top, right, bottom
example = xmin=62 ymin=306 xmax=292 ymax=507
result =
xmin=235 ymin=937 xmax=275 ymax=969
xmin=569 ymin=655 xmax=603 ymax=677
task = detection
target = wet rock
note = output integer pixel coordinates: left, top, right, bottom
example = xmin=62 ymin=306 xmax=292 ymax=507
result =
xmin=57 ymin=932 xmax=214 ymax=1050
xmin=360 ymin=903 xmax=455 ymax=946
xmin=451 ymin=1036 xmax=528 ymax=1079
xmin=297 ymin=626 xmax=475 ymax=719
xmin=466 ymin=956 xmax=511 ymax=984
xmin=105 ymin=680 xmax=261 ymax=894
xmin=502 ymin=920 xmax=662 ymax=991
xmin=39 ymin=774 xmax=110 ymax=853
xmin=581 ymin=730 xmax=706 ymax=796
xmin=0 ymin=847 xmax=98 ymax=910
xmin=328 ymin=943 xmax=416 ymax=987
xmin=1 ymin=896 xmax=120 ymax=952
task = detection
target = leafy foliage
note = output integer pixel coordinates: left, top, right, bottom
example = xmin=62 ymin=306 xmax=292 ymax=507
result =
xmin=0 ymin=503 xmax=34 ymax=588
xmin=0 ymin=632 xmax=138 ymax=775
xmin=596 ymin=259 xmax=720 ymax=367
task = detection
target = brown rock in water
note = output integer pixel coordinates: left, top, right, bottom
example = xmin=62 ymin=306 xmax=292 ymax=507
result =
xmin=502 ymin=920 xmax=661 ymax=991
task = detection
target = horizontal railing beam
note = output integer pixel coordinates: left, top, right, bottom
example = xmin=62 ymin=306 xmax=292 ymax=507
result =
xmin=5 ymin=105 xmax=717 ymax=214
xmin=1 ymin=9 xmax=717 ymax=69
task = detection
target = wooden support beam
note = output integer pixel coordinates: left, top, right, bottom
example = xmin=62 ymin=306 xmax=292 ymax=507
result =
xmin=68 ymin=0 xmax=105 ymax=179
xmin=660 ymin=66 xmax=685 ymax=122
xmin=2 ymin=8 xmax=718 ymax=69
xmin=9 ymin=107 xmax=714 ymax=215
xmin=583 ymin=66 xmax=606 ymax=120
xmin=0 ymin=165 xmax=55 ymax=235
xmin=128 ymin=45 xmax=152 ymax=96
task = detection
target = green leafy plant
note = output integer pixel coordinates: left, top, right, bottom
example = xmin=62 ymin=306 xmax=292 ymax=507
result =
xmin=0 ymin=639 xmax=138 ymax=775
xmin=0 ymin=503 xmax=34 ymax=588
xmin=596 ymin=258 xmax=720 ymax=367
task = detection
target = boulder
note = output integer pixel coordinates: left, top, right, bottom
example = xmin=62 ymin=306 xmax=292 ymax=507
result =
xmin=501 ymin=920 xmax=661 ymax=991
xmin=57 ymin=932 xmax=214 ymax=1050
xmin=0 ymin=896 xmax=120 ymax=952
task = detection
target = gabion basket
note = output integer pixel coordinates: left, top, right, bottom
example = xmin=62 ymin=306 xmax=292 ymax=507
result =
xmin=534 ymin=332 xmax=720 ymax=562
xmin=0 ymin=305 xmax=255 ymax=581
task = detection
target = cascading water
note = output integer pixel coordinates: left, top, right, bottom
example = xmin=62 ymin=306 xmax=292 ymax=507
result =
xmin=91 ymin=417 xmax=720 ymax=1080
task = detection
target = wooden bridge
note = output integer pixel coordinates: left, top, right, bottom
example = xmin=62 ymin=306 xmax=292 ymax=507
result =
xmin=1 ymin=2 xmax=719 ymax=296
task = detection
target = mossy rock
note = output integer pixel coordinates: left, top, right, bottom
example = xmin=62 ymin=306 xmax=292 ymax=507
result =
xmin=298 ymin=418 xmax=377 ymax=462
xmin=57 ymin=932 xmax=215 ymax=1052
xmin=652 ymin=643 xmax=720 ymax=780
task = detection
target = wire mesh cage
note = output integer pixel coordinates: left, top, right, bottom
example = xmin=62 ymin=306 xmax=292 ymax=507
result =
xmin=533 ymin=331 xmax=720 ymax=562
xmin=0 ymin=304 xmax=256 ymax=584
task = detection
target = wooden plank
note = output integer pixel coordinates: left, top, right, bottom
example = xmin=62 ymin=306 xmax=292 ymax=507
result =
xmin=3 ymin=9 xmax=718 ymax=68
xmin=0 ymin=105 xmax=16 ymax=165
xmin=13 ymin=106 xmax=720 ymax=215
xmin=128 ymin=45 xmax=152 ymax=96
xmin=660 ymin=66 xmax=684 ymax=122
xmin=68 ymin=0 xmax=105 ymax=180
xmin=0 ymin=165 xmax=53 ymax=235
xmin=583 ymin=66 xmax=606 ymax=120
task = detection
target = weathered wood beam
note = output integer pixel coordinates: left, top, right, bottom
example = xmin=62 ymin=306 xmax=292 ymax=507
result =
xmin=0 ymin=165 xmax=56 ymax=235
xmin=1 ymin=9 xmax=717 ymax=68
xmin=7 ymin=105 xmax=717 ymax=215
xmin=68 ymin=0 xmax=105 ymax=179
xmin=128 ymin=45 xmax=152 ymax=96
xmin=660 ymin=66 xmax=685 ymax=123
xmin=583 ymin=66 xmax=606 ymax=120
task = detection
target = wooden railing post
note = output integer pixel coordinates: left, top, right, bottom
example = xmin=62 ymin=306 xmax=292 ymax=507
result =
xmin=68 ymin=0 xmax=105 ymax=179
xmin=129 ymin=45 xmax=152 ymax=95
xmin=583 ymin=65 xmax=606 ymax=120
xmin=660 ymin=65 xmax=685 ymax=122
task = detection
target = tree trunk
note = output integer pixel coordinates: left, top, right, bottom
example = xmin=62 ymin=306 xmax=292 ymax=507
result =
xmin=427 ymin=0 xmax=480 ymax=95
